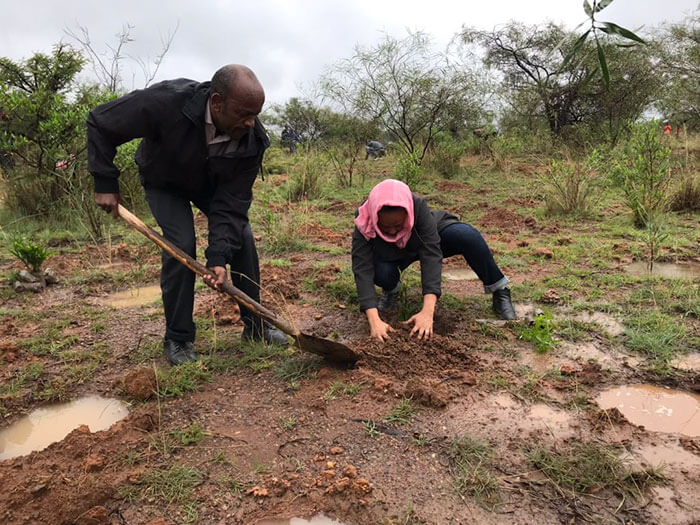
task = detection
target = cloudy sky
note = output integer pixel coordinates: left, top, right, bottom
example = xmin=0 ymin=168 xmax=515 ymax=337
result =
xmin=1 ymin=0 xmax=697 ymax=104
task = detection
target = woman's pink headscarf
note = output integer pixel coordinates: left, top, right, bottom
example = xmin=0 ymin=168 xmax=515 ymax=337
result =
xmin=355 ymin=179 xmax=414 ymax=248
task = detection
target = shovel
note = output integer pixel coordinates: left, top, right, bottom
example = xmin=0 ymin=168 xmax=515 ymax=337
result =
xmin=117 ymin=204 xmax=358 ymax=364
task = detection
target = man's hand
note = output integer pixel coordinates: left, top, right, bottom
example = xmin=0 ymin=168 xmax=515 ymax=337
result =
xmin=402 ymin=310 xmax=434 ymax=340
xmin=204 ymin=266 xmax=227 ymax=290
xmin=366 ymin=307 xmax=394 ymax=342
xmin=95 ymin=193 xmax=121 ymax=218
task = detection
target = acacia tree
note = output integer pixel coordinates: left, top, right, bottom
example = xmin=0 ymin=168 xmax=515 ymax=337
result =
xmin=655 ymin=11 xmax=700 ymax=129
xmin=321 ymin=32 xmax=485 ymax=161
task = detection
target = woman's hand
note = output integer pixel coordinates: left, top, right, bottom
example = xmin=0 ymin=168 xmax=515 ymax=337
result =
xmin=204 ymin=266 xmax=227 ymax=290
xmin=402 ymin=293 xmax=437 ymax=340
xmin=366 ymin=308 xmax=395 ymax=342
xmin=403 ymin=310 xmax=433 ymax=340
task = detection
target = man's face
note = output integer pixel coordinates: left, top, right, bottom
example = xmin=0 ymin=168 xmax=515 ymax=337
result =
xmin=211 ymin=91 xmax=263 ymax=140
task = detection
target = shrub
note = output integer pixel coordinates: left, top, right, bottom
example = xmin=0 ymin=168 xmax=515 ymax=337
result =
xmin=394 ymin=151 xmax=423 ymax=187
xmin=609 ymin=121 xmax=672 ymax=227
xmin=9 ymin=237 xmax=51 ymax=273
xmin=669 ymin=174 xmax=700 ymax=212
xmin=540 ymin=152 xmax=603 ymax=216
xmin=424 ymin=133 xmax=464 ymax=179
xmin=286 ymin=153 xmax=327 ymax=201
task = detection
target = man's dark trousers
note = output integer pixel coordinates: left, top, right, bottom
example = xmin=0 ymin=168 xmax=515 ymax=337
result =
xmin=145 ymin=186 xmax=260 ymax=343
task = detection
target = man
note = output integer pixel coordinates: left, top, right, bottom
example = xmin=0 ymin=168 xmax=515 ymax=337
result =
xmin=87 ymin=64 xmax=288 ymax=366
xmin=365 ymin=140 xmax=386 ymax=160
xmin=280 ymin=124 xmax=300 ymax=154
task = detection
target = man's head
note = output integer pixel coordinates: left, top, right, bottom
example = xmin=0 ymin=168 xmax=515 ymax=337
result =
xmin=210 ymin=64 xmax=265 ymax=140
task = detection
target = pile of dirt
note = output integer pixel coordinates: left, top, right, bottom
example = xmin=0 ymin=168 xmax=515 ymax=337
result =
xmin=193 ymin=290 xmax=241 ymax=325
xmin=478 ymin=207 xmax=539 ymax=234
xmin=260 ymin=263 xmax=302 ymax=301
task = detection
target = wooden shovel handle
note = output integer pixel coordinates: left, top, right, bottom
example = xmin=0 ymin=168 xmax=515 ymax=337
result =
xmin=117 ymin=204 xmax=299 ymax=337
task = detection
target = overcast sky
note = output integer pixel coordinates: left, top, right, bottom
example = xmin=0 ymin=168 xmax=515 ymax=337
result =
xmin=1 ymin=0 xmax=697 ymax=105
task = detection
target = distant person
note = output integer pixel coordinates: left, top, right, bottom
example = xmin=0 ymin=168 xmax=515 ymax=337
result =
xmin=87 ymin=64 xmax=288 ymax=366
xmin=351 ymin=179 xmax=516 ymax=342
xmin=365 ymin=140 xmax=386 ymax=160
xmin=663 ymin=123 xmax=672 ymax=135
xmin=281 ymin=124 xmax=300 ymax=153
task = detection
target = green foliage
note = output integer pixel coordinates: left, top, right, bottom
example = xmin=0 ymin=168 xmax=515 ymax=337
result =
xmin=394 ymin=151 xmax=423 ymax=187
xmin=609 ymin=121 xmax=672 ymax=227
xmin=9 ymin=237 xmax=51 ymax=272
xmin=518 ymin=311 xmax=558 ymax=353
xmin=540 ymin=152 xmax=603 ymax=217
xmin=424 ymin=132 xmax=464 ymax=178
xmin=624 ymin=311 xmax=686 ymax=371
xmin=384 ymin=397 xmax=416 ymax=424
xmin=287 ymin=152 xmax=328 ymax=201
xmin=170 ymin=423 xmax=206 ymax=446
xmin=139 ymin=466 xmax=204 ymax=504
xmin=157 ymin=362 xmax=212 ymax=398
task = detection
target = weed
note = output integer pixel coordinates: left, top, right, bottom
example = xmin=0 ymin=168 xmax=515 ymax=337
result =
xmin=131 ymin=338 xmax=163 ymax=364
xmin=278 ymin=415 xmax=297 ymax=431
xmin=252 ymin=461 xmax=270 ymax=475
xmin=395 ymin=151 xmax=423 ymax=187
xmin=517 ymin=310 xmax=558 ymax=353
xmin=527 ymin=442 xmax=665 ymax=501
xmin=364 ymin=419 xmax=380 ymax=438
xmin=217 ymin=475 xmax=248 ymax=495
xmin=540 ymin=154 xmax=602 ymax=217
xmin=485 ymin=372 xmax=512 ymax=391
xmin=324 ymin=381 xmax=362 ymax=401
xmin=139 ymin=465 xmax=204 ymax=504
xmin=170 ymin=423 xmax=206 ymax=446
xmin=274 ymin=357 xmax=320 ymax=384
xmin=624 ymin=310 xmax=686 ymax=374
xmin=0 ymin=362 xmax=45 ymax=397
xmin=447 ymin=435 xmax=501 ymax=508
xmin=384 ymin=398 xmax=416 ymax=425
xmin=210 ymin=451 xmax=230 ymax=465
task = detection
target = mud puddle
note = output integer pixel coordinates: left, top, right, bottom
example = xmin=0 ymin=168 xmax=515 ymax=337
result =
xmin=257 ymin=515 xmax=345 ymax=525
xmin=0 ymin=396 xmax=129 ymax=460
xmin=596 ymin=385 xmax=700 ymax=437
xmin=106 ymin=284 xmax=161 ymax=308
xmin=443 ymin=268 xmax=478 ymax=281
xmin=624 ymin=261 xmax=700 ymax=279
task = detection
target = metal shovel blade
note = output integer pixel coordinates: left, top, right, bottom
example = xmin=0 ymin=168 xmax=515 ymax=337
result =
xmin=294 ymin=333 xmax=358 ymax=364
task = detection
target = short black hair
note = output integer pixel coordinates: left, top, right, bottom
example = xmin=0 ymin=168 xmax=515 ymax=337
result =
xmin=379 ymin=205 xmax=406 ymax=215
xmin=211 ymin=66 xmax=239 ymax=101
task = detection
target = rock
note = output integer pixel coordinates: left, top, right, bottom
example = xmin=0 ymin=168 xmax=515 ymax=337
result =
xmin=75 ymin=505 xmax=109 ymax=525
xmin=29 ymin=483 xmax=47 ymax=496
xmin=43 ymin=268 xmax=59 ymax=285
xmin=330 ymin=446 xmax=344 ymax=455
xmin=343 ymin=465 xmax=358 ymax=479
xmin=85 ymin=454 xmax=105 ymax=472
xmin=533 ymin=248 xmax=554 ymax=259
xmin=18 ymin=270 xmax=40 ymax=283
xmin=121 ymin=367 xmax=157 ymax=401
xmin=14 ymin=281 xmax=44 ymax=293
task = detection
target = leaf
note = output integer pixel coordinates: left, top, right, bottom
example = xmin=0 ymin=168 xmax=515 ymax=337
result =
xmin=583 ymin=0 xmax=593 ymax=17
xmin=595 ymin=0 xmax=614 ymax=12
xmin=561 ymin=30 xmax=591 ymax=70
xmin=599 ymin=22 xmax=646 ymax=44
xmin=597 ymin=40 xmax=610 ymax=90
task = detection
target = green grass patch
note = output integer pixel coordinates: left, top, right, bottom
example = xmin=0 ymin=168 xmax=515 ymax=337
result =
xmin=157 ymin=362 xmax=213 ymax=398
xmin=447 ymin=435 xmax=501 ymax=508
xmin=383 ymin=397 xmax=416 ymax=425
xmin=139 ymin=465 xmax=204 ymax=504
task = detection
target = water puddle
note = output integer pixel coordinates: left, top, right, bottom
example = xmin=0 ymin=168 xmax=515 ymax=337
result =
xmin=106 ymin=284 xmax=161 ymax=308
xmin=256 ymin=515 xmax=345 ymax=525
xmin=624 ymin=261 xmax=700 ymax=279
xmin=0 ymin=396 xmax=129 ymax=460
xmin=596 ymin=385 xmax=700 ymax=437
xmin=443 ymin=268 xmax=478 ymax=281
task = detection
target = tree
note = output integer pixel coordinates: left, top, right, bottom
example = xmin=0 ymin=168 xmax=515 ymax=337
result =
xmin=463 ymin=22 xmax=659 ymax=142
xmin=321 ymin=32 xmax=485 ymax=161
xmin=268 ymin=97 xmax=334 ymax=146
xmin=655 ymin=10 xmax=700 ymax=130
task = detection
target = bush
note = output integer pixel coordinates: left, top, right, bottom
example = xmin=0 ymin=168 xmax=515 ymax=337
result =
xmin=609 ymin=121 xmax=672 ymax=227
xmin=9 ymin=237 xmax=51 ymax=273
xmin=669 ymin=174 xmax=700 ymax=212
xmin=394 ymin=151 xmax=423 ymax=187
xmin=424 ymin=133 xmax=464 ymax=178
xmin=286 ymin=153 xmax=328 ymax=201
xmin=540 ymin=152 xmax=603 ymax=216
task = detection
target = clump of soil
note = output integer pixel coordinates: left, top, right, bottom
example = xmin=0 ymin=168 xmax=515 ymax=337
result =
xmin=120 ymin=367 xmax=157 ymax=401
xmin=261 ymin=263 xmax=301 ymax=301
xmin=194 ymin=291 xmax=240 ymax=325
xmin=478 ymin=207 xmax=539 ymax=234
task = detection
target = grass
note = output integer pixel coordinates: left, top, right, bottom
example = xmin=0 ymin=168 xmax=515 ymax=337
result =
xmin=170 ymin=423 xmax=206 ymax=446
xmin=157 ymin=362 xmax=213 ymax=398
xmin=324 ymin=381 xmax=362 ymax=401
xmin=517 ymin=310 xmax=558 ymax=353
xmin=384 ymin=397 xmax=416 ymax=425
xmin=447 ymin=435 xmax=501 ymax=508
xmin=364 ymin=419 xmax=380 ymax=438
xmin=139 ymin=465 xmax=204 ymax=504
xmin=278 ymin=415 xmax=297 ymax=431
xmin=0 ymin=362 xmax=44 ymax=397
xmin=527 ymin=442 xmax=665 ymax=502
xmin=623 ymin=310 xmax=688 ymax=374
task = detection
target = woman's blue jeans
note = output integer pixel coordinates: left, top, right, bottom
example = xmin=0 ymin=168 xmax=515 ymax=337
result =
xmin=373 ymin=223 xmax=508 ymax=294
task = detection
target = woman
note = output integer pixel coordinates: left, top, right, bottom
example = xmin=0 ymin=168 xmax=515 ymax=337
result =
xmin=352 ymin=179 xmax=515 ymax=342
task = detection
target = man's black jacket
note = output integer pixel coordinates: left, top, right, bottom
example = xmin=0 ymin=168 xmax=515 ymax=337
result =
xmin=86 ymin=78 xmax=270 ymax=268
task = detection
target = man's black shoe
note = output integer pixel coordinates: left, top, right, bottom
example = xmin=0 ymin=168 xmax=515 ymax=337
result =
xmin=163 ymin=338 xmax=197 ymax=365
xmin=242 ymin=321 xmax=289 ymax=347
xmin=377 ymin=282 xmax=401 ymax=312
xmin=492 ymin=287 xmax=516 ymax=320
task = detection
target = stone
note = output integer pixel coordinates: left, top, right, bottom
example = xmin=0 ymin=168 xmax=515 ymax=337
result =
xmin=121 ymin=367 xmax=157 ymax=401
xmin=43 ymin=268 xmax=59 ymax=285
xmin=14 ymin=281 xmax=44 ymax=293
xmin=18 ymin=270 xmax=40 ymax=283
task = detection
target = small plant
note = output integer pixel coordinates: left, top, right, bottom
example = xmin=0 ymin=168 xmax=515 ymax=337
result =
xmin=324 ymin=381 xmax=362 ymax=401
xmin=9 ymin=237 xmax=51 ymax=273
xmin=518 ymin=311 xmax=558 ymax=353
xmin=170 ymin=423 xmax=206 ymax=445
xmin=364 ymin=419 xmax=380 ymax=438
xmin=395 ymin=150 xmax=423 ymax=187
xmin=287 ymin=152 xmax=327 ymax=201
xmin=139 ymin=465 xmax=204 ymax=504
xmin=384 ymin=397 xmax=416 ymax=424
xmin=278 ymin=415 xmax=297 ymax=431
xmin=424 ymin=132 xmax=464 ymax=178
xmin=609 ymin=121 xmax=672 ymax=227
xmin=540 ymin=153 xmax=602 ymax=217
xmin=217 ymin=475 xmax=248 ymax=495
xmin=669 ymin=174 xmax=700 ymax=212
xmin=252 ymin=461 xmax=270 ymax=475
